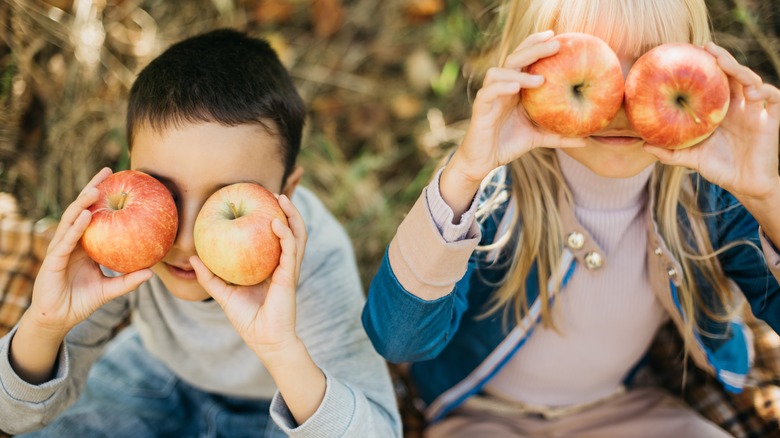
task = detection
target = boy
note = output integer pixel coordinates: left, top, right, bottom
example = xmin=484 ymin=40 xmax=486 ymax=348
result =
xmin=0 ymin=29 xmax=401 ymax=437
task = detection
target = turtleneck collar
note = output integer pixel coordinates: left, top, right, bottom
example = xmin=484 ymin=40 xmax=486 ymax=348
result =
xmin=555 ymin=149 xmax=655 ymax=211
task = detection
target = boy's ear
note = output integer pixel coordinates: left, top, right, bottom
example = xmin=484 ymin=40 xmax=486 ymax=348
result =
xmin=281 ymin=165 xmax=304 ymax=199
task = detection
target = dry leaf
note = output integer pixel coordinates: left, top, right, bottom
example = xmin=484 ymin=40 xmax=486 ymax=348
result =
xmin=404 ymin=49 xmax=439 ymax=93
xmin=405 ymin=0 xmax=444 ymax=22
xmin=390 ymin=94 xmax=423 ymax=119
xmin=311 ymin=0 xmax=344 ymax=38
xmin=254 ymin=0 xmax=295 ymax=24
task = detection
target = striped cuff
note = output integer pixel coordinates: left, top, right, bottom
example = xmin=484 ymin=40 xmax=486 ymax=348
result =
xmin=388 ymin=186 xmax=481 ymax=301
xmin=425 ymin=167 xmax=480 ymax=243
xmin=759 ymin=227 xmax=780 ymax=280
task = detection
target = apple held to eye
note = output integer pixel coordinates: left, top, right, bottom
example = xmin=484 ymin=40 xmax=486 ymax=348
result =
xmin=521 ymin=32 xmax=625 ymax=137
xmin=81 ymin=170 xmax=178 ymax=273
xmin=194 ymin=183 xmax=287 ymax=286
xmin=625 ymin=43 xmax=730 ymax=149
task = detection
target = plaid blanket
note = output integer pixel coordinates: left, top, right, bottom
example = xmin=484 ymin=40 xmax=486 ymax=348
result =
xmin=0 ymin=194 xmax=779 ymax=438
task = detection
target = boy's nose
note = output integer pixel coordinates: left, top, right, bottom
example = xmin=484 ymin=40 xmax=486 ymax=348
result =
xmin=172 ymin=203 xmax=198 ymax=254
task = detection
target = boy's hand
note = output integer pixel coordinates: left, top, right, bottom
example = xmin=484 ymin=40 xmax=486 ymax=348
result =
xmin=643 ymin=42 xmax=780 ymax=203
xmin=442 ymin=30 xmax=587 ymax=216
xmin=191 ymin=194 xmax=307 ymax=361
xmin=26 ymin=167 xmax=153 ymax=339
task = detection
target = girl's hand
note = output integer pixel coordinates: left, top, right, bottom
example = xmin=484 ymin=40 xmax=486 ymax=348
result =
xmin=191 ymin=194 xmax=306 ymax=361
xmin=448 ymin=30 xmax=587 ymax=183
xmin=27 ymin=167 xmax=153 ymax=338
xmin=644 ymin=42 xmax=780 ymax=203
xmin=441 ymin=30 xmax=586 ymax=215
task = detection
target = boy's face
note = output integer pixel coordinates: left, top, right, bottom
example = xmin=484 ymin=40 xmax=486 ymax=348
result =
xmin=130 ymin=122 xmax=301 ymax=302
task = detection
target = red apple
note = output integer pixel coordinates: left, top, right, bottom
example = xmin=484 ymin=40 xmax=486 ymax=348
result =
xmin=194 ymin=183 xmax=287 ymax=286
xmin=624 ymin=43 xmax=730 ymax=149
xmin=81 ymin=170 xmax=178 ymax=273
xmin=521 ymin=32 xmax=624 ymax=137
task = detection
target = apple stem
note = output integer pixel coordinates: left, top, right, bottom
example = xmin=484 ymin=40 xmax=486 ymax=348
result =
xmin=117 ymin=192 xmax=128 ymax=210
xmin=229 ymin=202 xmax=239 ymax=219
xmin=677 ymin=97 xmax=702 ymax=124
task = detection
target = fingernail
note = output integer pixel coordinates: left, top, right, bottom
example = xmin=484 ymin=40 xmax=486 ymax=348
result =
xmin=531 ymin=75 xmax=544 ymax=85
xmin=746 ymin=88 xmax=760 ymax=99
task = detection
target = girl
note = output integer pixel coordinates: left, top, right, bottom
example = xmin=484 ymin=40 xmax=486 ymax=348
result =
xmin=362 ymin=0 xmax=780 ymax=436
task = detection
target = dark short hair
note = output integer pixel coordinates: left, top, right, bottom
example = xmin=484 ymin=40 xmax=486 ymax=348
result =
xmin=126 ymin=28 xmax=305 ymax=179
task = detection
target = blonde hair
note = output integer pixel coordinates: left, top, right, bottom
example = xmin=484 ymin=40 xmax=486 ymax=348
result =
xmin=479 ymin=0 xmax=743 ymax=352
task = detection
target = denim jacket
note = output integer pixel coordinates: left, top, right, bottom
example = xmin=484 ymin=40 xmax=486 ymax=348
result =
xmin=362 ymin=167 xmax=780 ymax=423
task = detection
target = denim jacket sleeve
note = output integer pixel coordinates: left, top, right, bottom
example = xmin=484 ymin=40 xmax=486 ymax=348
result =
xmin=362 ymin=184 xmax=498 ymax=363
xmin=699 ymin=179 xmax=780 ymax=333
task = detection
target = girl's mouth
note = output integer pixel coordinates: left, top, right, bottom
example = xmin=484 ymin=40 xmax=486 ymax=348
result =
xmin=590 ymin=136 xmax=644 ymax=146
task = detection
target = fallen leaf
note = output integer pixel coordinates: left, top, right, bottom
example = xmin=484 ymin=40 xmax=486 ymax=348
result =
xmin=311 ymin=0 xmax=344 ymax=38
xmin=404 ymin=49 xmax=439 ymax=93
xmin=390 ymin=94 xmax=423 ymax=119
xmin=405 ymin=0 xmax=444 ymax=23
xmin=254 ymin=0 xmax=295 ymax=24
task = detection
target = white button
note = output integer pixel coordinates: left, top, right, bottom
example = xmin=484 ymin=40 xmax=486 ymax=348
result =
xmin=667 ymin=267 xmax=678 ymax=278
xmin=567 ymin=232 xmax=585 ymax=250
xmin=654 ymin=246 xmax=663 ymax=256
xmin=584 ymin=252 xmax=603 ymax=270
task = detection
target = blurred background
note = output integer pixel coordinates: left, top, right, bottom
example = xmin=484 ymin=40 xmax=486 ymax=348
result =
xmin=1 ymin=0 xmax=779 ymax=290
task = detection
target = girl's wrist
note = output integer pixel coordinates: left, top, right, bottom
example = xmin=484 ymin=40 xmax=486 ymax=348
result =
xmin=440 ymin=155 xmax=485 ymax=218
xmin=737 ymin=176 xmax=780 ymax=213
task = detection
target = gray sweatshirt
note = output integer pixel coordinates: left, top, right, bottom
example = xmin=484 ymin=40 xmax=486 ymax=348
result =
xmin=0 ymin=186 xmax=401 ymax=437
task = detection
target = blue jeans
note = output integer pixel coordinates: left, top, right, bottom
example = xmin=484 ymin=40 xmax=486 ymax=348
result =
xmin=20 ymin=328 xmax=286 ymax=438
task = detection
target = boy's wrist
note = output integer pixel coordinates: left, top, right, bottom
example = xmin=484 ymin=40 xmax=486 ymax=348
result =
xmin=254 ymin=336 xmax=308 ymax=369
xmin=19 ymin=310 xmax=70 ymax=346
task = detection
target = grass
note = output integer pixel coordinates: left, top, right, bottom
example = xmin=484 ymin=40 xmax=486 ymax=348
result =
xmin=1 ymin=0 xmax=778 ymax=289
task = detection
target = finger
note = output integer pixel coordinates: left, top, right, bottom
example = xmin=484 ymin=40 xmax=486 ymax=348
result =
xmin=46 ymin=210 xmax=92 ymax=269
xmin=190 ymin=255 xmax=232 ymax=305
xmin=473 ymin=82 xmax=522 ymax=117
xmin=272 ymin=217 xmax=299 ymax=282
xmin=505 ymin=39 xmax=560 ymax=70
xmin=483 ymin=68 xmax=544 ymax=89
xmin=763 ymin=84 xmax=780 ymax=119
xmin=49 ymin=187 xmax=101 ymax=253
xmin=705 ymin=42 xmax=762 ymax=89
xmin=82 ymin=167 xmax=113 ymax=194
xmin=727 ymin=75 xmax=744 ymax=103
xmin=643 ymin=144 xmax=698 ymax=170
xmin=101 ymin=269 xmax=153 ymax=302
xmin=511 ymin=29 xmax=555 ymax=54
xmin=531 ymin=131 xmax=587 ymax=150
xmin=278 ymin=195 xmax=307 ymax=261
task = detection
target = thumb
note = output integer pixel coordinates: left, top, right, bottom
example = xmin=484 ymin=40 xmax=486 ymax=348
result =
xmin=643 ymin=144 xmax=695 ymax=169
xmin=190 ymin=255 xmax=231 ymax=306
xmin=103 ymin=269 xmax=153 ymax=302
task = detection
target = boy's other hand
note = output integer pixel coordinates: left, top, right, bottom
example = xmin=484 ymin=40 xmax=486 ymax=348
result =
xmin=27 ymin=167 xmax=153 ymax=339
xmin=191 ymin=194 xmax=307 ymax=361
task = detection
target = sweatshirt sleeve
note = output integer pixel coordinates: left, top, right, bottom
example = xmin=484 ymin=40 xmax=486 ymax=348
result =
xmin=268 ymin=194 xmax=402 ymax=437
xmin=0 ymin=295 xmax=130 ymax=435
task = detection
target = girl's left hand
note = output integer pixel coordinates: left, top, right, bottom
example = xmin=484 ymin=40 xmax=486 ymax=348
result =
xmin=644 ymin=42 xmax=780 ymax=203
xmin=190 ymin=194 xmax=307 ymax=360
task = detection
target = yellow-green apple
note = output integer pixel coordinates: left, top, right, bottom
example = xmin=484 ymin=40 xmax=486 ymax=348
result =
xmin=624 ymin=43 xmax=730 ymax=149
xmin=521 ymin=32 xmax=624 ymax=137
xmin=194 ymin=183 xmax=287 ymax=286
xmin=81 ymin=170 xmax=178 ymax=273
